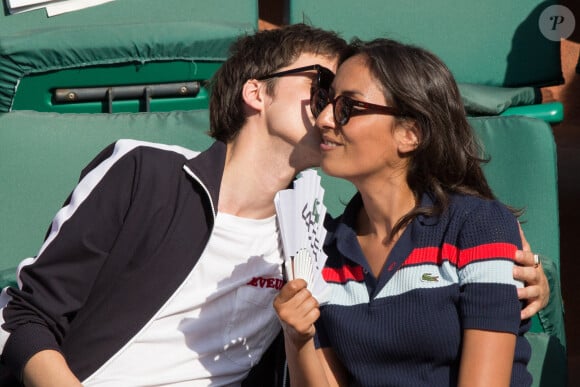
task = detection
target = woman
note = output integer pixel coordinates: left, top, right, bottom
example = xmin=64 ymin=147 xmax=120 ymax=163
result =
xmin=274 ymin=38 xmax=532 ymax=386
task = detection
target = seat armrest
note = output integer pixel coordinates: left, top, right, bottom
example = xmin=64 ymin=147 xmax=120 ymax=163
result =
xmin=501 ymin=102 xmax=564 ymax=123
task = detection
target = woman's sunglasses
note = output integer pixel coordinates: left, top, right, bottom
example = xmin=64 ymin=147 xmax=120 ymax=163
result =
xmin=310 ymin=87 xmax=404 ymax=125
xmin=258 ymin=64 xmax=335 ymax=92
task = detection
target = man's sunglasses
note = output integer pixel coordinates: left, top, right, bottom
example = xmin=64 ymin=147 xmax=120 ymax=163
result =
xmin=258 ymin=64 xmax=334 ymax=92
xmin=310 ymin=87 xmax=404 ymax=125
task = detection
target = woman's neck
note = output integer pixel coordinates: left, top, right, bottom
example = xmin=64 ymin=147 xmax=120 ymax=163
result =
xmin=355 ymin=175 xmax=416 ymax=241
xmin=354 ymin=177 xmax=416 ymax=278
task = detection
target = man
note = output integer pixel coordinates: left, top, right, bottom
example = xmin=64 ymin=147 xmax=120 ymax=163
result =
xmin=0 ymin=24 xmax=345 ymax=387
xmin=0 ymin=24 xmax=547 ymax=386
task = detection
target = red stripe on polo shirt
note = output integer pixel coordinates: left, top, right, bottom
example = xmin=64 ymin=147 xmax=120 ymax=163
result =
xmin=403 ymin=242 xmax=516 ymax=268
xmin=404 ymin=244 xmax=459 ymax=266
xmin=458 ymin=242 xmax=516 ymax=268
xmin=323 ymin=264 xmax=365 ymax=283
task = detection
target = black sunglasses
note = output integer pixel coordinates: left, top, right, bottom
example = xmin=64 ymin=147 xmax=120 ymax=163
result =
xmin=310 ymin=87 xmax=404 ymax=125
xmin=258 ymin=64 xmax=334 ymax=92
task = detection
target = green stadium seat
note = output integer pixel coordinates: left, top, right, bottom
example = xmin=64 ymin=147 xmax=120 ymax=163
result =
xmin=0 ymin=110 xmax=214 ymax=287
xmin=289 ymin=0 xmax=564 ymax=124
xmin=0 ymin=0 xmax=258 ymax=113
xmin=289 ymin=0 xmax=562 ymax=88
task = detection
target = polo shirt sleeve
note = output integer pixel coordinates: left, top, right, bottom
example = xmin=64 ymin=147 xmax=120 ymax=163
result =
xmin=456 ymin=199 xmax=523 ymax=334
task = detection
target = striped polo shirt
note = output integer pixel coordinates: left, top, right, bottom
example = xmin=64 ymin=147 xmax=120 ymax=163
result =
xmin=316 ymin=192 xmax=532 ymax=386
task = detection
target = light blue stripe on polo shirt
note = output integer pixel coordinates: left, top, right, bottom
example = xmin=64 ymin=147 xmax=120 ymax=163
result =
xmin=374 ymin=261 xmax=457 ymax=300
xmin=459 ymin=259 xmax=522 ymax=287
xmin=326 ymin=281 xmax=369 ymax=306
xmin=324 ymin=259 xmax=519 ymax=307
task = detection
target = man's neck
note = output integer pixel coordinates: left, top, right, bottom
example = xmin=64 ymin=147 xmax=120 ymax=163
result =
xmin=218 ymin=136 xmax=300 ymax=219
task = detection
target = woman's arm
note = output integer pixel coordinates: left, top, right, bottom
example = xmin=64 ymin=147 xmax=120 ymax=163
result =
xmin=274 ymin=279 xmax=348 ymax=387
xmin=23 ymin=350 xmax=82 ymax=387
xmin=456 ymin=200 xmax=531 ymax=386
xmin=318 ymin=348 xmax=350 ymax=387
xmin=458 ymin=329 xmax=516 ymax=387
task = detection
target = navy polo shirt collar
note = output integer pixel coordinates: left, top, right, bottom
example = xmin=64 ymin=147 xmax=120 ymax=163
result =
xmin=417 ymin=192 xmax=440 ymax=226
xmin=333 ymin=192 xmax=366 ymax=268
xmin=331 ymin=191 xmax=441 ymax=293
xmin=333 ymin=191 xmax=440 ymax=250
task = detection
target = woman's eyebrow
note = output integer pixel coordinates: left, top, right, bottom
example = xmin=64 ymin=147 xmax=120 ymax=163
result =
xmin=332 ymin=88 xmax=364 ymax=99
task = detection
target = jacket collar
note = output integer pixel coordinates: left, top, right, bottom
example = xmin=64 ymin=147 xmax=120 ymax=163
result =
xmin=183 ymin=141 xmax=227 ymax=217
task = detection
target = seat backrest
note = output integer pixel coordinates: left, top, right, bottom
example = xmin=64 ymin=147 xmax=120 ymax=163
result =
xmin=289 ymin=0 xmax=563 ymax=88
xmin=0 ymin=111 xmax=566 ymax=385
xmin=469 ymin=117 xmax=567 ymax=387
xmin=470 ymin=116 xmax=560 ymax=266
xmin=0 ymin=110 xmax=214 ymax=286
xmin=0 ymin=0 xmax=258 ymax=113
xmin=0 ymin=113 xmax=563 ymax=298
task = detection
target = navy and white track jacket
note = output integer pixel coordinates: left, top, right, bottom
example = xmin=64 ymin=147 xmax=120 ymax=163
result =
xmin=0 ymin=139 xmax=227 ymax=382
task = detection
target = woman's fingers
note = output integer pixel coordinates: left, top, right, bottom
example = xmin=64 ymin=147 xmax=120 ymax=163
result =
xmin=274 ymin=279 xmax=320 ymax=340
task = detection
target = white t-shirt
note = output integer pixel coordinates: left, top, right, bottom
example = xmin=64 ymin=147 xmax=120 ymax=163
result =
xmin=84 ymin=212 xmax=284 ymax=386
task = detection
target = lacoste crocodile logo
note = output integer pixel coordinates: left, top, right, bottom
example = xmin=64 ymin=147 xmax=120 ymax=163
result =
xmin=421 ymin=273 xmax=439 ymax=282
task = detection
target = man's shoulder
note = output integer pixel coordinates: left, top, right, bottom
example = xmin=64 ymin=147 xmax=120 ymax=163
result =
xmin=80 ymin=139 xmax=202 ymax=184
xmin=112 ymin=139 xmax=200 ymax=161
xmin=90 ymin=139 xmax=201 ymax=173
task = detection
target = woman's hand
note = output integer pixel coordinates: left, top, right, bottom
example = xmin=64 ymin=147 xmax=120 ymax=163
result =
xmin=274 ymin=279 xmax=341 ymax=387
xmin=274 ymin=279 xmax=320 ymax=346
xmin=513 ymin=225 xmax=550 ymax=319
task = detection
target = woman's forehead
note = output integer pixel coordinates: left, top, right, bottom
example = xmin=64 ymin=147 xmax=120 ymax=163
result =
xmin=333 ymin=55 xmax=389 ymax=104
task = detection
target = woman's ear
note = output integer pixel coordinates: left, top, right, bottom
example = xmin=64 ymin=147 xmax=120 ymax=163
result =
xmin=395 ymin=120 xmax=420 ymax=154
xmin=241 ymin=79 xmax=265 ymax=111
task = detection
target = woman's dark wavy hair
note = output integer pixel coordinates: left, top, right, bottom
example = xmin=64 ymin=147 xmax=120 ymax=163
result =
xmin=342 ymin=38 xmax=517 ymax=237
xmin=209 ymin=24 xmax=347 ymax=143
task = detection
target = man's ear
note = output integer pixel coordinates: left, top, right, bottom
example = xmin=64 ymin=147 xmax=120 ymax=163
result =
xmin=396 ymin=120 xmax=420 ymax=154
xmin=241 ymin=79 xmax=266 ymax=111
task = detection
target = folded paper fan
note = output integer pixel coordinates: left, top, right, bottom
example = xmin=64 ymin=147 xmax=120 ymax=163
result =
xmin=293 ymin=248 xmax=315 ymax=286
xmin=274 ymin=169 xmax=330 ymax=303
